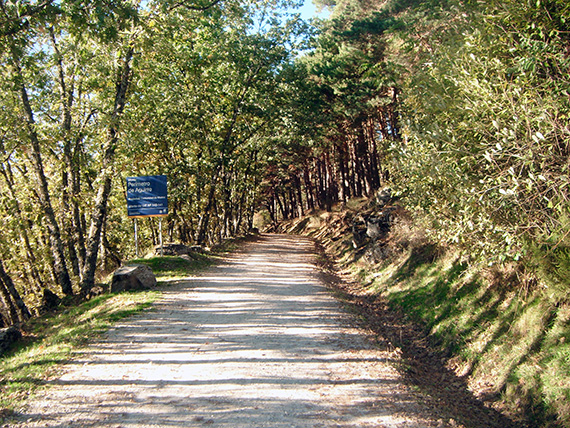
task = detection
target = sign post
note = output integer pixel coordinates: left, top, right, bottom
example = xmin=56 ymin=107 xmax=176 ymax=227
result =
xmin=126 ymin=175 xmax=168 ymax=256
xmin=134 ymin=218 xmax=139 ymax=258
xmin=159 ymin=218 xmax=163 ymax=257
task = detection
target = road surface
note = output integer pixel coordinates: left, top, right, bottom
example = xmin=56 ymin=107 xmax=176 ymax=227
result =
xmin=10 ymin=234 xmax=454 ymax=428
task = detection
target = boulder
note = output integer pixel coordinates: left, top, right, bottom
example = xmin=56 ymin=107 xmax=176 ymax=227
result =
xmin=40 ymin=288 xmax=61 ymax=313
xmin=154 ymin=243 xmax=207 ymax=257
xmin=155 ymin=243 xmax=191 ymax=256
xmin=0 ymin=326 xmax=21 ymax=356
xmin=352 ymin=215 xmax=369 ymax=248
xmin=374 ymin=187 xmax=392 ymax=207
xmin=366 ymin=210 xmax=392 ymax=240
xmin=111 ymin=265 xmax=157 ymax=293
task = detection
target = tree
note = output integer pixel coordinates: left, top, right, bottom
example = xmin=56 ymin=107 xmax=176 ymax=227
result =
xmin=260 ymin=0 xmax=401 ymax=219
xmin=0 ymin=258 xmax=30 ymax=325
xmin=120 ymin=2 xmax=304 ymax=246
xmin=6 ymin=36 xmax=75 ymax=296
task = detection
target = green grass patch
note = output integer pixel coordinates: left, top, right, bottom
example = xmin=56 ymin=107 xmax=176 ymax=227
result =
xmin=129 ymin=253 xmax=216 ymax=280
xmin=374 ymin=248 xmax=570 ymax=427
xmin=0 ymin=249 xmax=219 ymax=421
xmin=0 ymin=291 xmax=158 ymax=416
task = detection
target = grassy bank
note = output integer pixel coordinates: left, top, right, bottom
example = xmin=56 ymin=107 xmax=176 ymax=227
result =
xmin=278 ymin=203 xmax=570 ymax=428
xmin=374 ymin=249 xmax=568 ymax=427
xmin=0 ymin=250 xmax=218 ymax=422
xmin=0 ymin=291 xmax=159 ymax=418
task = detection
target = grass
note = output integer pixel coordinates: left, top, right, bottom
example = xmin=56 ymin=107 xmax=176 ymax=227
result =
xmin=129 ymin=253 xmax=216 ymax=280
xmin=373 ymin=249 xmax=570 ymax=427
xmin=0 ymin=249 xmax=219 ymax=422
xmin=0 ymin=291 xmax=158 ymax=417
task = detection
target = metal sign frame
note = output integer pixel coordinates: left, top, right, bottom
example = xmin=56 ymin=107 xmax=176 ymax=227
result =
xmin=125 ymin=175 xmax=168 ymax=257
xmin=126 ymin=175 xmax=168 ymax=218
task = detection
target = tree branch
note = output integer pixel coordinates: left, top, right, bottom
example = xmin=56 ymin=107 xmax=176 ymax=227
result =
xmin=168 ymin=0 xmax=222 ymax=12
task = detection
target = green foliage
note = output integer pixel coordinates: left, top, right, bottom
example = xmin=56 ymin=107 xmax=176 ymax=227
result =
xmin=525 ymin=215 xmax=570 ymax=302
xmin=120 ymin=0 xmax=304 ymax=245
xmin=381 ymin=0 xmax=570 ymax=269
xmin=375 ymin=233 xmax=570 ymax=427
xmin=0 ymin=0 xmax=307 ymax=319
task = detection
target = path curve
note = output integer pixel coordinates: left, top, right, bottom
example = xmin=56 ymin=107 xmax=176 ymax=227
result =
xmin=10 ymin=234 xmax=449 ymax=428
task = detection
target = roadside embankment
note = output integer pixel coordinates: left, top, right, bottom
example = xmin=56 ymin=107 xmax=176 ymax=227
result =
xmin=275 ymin=195 xmax=570 ymax=428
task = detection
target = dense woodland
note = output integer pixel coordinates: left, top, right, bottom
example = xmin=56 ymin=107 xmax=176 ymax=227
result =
xmin=1 ymin=0 xmax=570 ymax=424
xmin=0 ymin=0 xmax=569 ymax=371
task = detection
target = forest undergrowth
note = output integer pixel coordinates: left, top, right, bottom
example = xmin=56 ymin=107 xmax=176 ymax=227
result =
xmin=275 ymin=196 xmax=570 ymax=428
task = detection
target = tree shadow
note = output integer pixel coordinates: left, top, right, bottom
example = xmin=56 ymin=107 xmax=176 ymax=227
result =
xmin=8 ymin=234 xmax=464 ymax=428
xmin=319 ymin=265 xmax=527 ymax=428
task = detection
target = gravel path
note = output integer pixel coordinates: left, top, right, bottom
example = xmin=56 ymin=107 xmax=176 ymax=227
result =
xmin=9 ymin=234 xmax=450 ymax=428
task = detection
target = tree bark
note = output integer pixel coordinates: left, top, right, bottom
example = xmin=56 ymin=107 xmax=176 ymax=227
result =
xmin=50 ymin=27 xmax=83 ymax=279
xmin=0 ymin=158 xmax=45 ymax=295
xmin=9 ymin=41 xmax=74 ymax=296
xmin=0 ymin=258 xmax=31 ymax=324
xmin=80 ymin=45 xmax=134 ymax=293
xmin=196 ymin=166 xmax=221 ymax=245
xmin=303 ymin=166 xmax=315 ymax=212
xmin=366 ymin=117 xmax=381 ymax=190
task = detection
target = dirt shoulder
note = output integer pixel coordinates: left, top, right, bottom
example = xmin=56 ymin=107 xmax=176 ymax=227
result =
xmin=7 ymin=234 xmax=518 ymax=428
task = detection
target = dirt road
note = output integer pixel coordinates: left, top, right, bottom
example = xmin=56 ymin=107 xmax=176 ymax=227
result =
xmin=10 ymin=234 xmax=457 ymax=427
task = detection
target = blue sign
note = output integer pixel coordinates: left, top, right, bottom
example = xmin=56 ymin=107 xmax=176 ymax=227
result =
xmin=126 ymin=175 xmax=168 ymax=217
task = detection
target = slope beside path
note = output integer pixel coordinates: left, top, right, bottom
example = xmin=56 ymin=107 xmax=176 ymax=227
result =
xmin=10 ymin=234 xmax=465 ymax=427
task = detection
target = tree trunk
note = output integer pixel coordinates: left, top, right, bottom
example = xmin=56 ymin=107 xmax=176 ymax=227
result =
xmin=294 ymin=174 xmax=304 ymax=217
xmin=0 ymin=151 xmax=45 ymax=294
xmin=0 ymin=258 xmax=31 ymax=324
xmin=265 ymin=196 xmax=276 ymax=225
xmin=336 ymin=139 xmax=349 ymax=203
xmin=366 ymin=117 xmax=381 ymax=190
xmin=356 ymin=123 xmax=372 ymax=197
xmin=196 ymin=167 xmax=221 ymax=245
xmin=274 ymin=190 xmax=287 ymax=220
xmin=72 ymin=135 xmax=87 ymax=270
xmin=303 ymin=166 xmax=315 ymax=212
xmin=80 ymin=45 xmax=134 ymax=293
xmin=9 ymin=42 xmax=74 ymax=296
xmin=49 ymin=28 xmax=82 ymax=279
xmin=323 ymin=151 xmax=335 ymax=212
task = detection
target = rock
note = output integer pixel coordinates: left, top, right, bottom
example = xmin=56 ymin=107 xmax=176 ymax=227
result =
xmin=40 ymin=288 xmax=61 ymax=312
xmin=154 ymin=243 xmax=207 ymax=257
xmin=86 ymin=284 xmax=108 ymax=299
xmin=366 ymin=210 xmax=392 ymax=240
xmin=111 ymin=265 xmax=157 ymax=293
xmin=0 ymin=326 xmax=21 ymax=356
xmin=155 ymin=243 xmax=191 ymax=256
xmin=352 ymin=215 xmax=369 ymax=248
xmin=374 ymin=187 xmax=392 ymax=207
